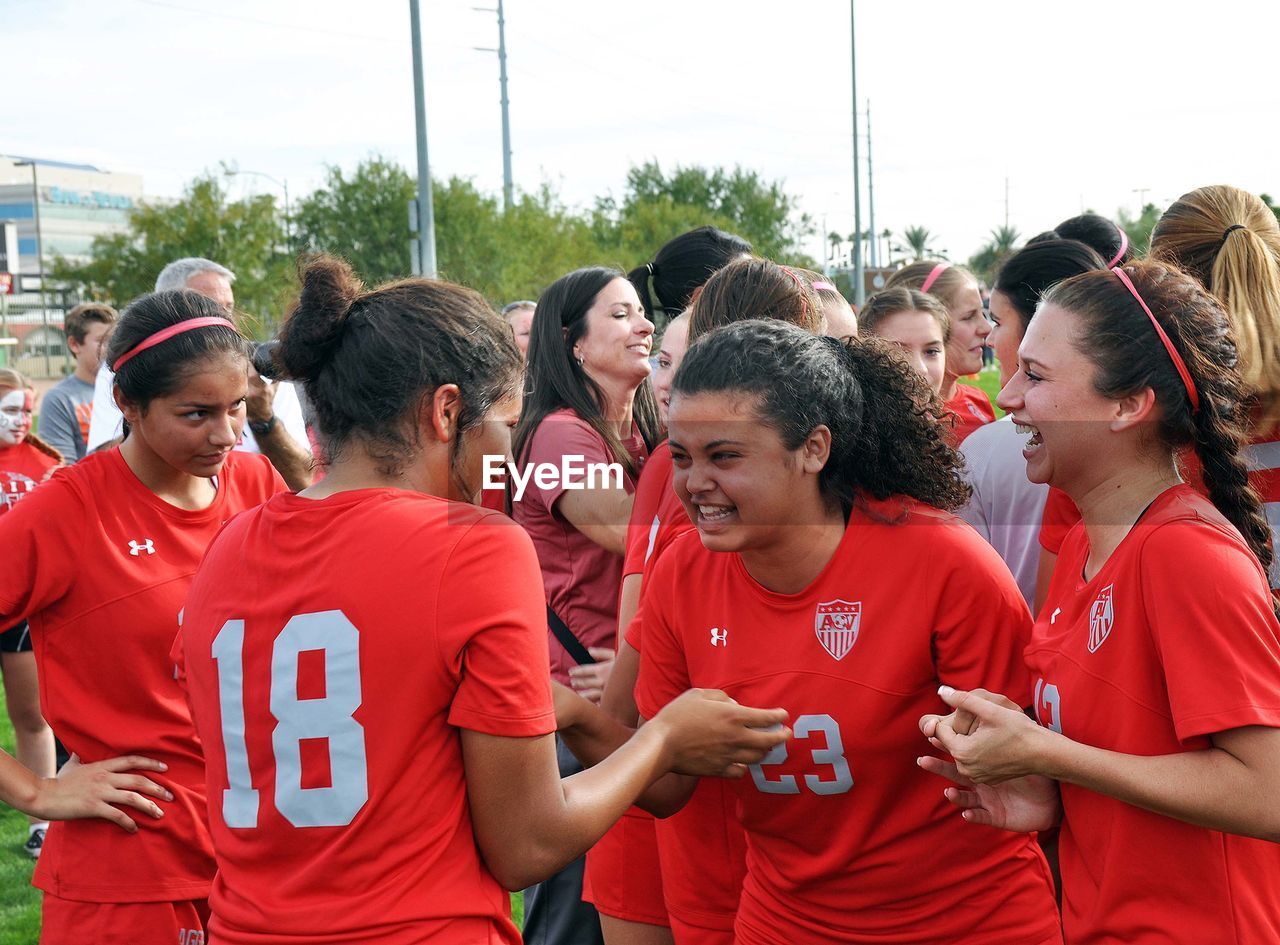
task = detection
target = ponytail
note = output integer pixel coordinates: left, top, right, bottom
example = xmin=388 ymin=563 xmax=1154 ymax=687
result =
xmin=672 ymin=320 xmax=970 ymax=516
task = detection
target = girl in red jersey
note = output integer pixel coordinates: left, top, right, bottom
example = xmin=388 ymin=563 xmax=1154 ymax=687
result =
xmin=632 ymin=319 xmax=1060 ymax=945
xmin=886 ymin=259 xmax=995 ymax=442
xmin=0 ymin=368 xmax=62 ymax=856
xmin=857 ymin=287 xmax=951 ymax=396
xmin=174 ymin=256 xmax=787 ymax=945
xmin=920 ymin=261 xmax=1280 ymax=945
xmin=0 ymin=290 xmax=286 ymax=943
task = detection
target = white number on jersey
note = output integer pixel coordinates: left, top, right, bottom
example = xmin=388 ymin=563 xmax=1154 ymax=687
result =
xmin=1034 ymin=678 xmax=1063 ymax=734
xmin=211 ymin=610 xmax=369 ymax=829
xmin=749 ymin=713 xmax=854 ymax=796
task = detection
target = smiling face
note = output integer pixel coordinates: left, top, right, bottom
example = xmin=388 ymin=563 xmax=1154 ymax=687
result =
xmin=118 ymin=352 xmax=248 ymax=478
xmin=944 ymin=279 xmax=990 ymax=378
xmin=0 ymin=388 xmax=33 ymax=446
xmin=667 ymin=389 xmax=829 ymax=554
xmin=869 ymin=309 xmax=946 ymax=395
xmin=996 ymin=301 xmax=1117 ymax=491
xmin=988 ymin=289 xmax=1026 ymax=388
xmin=653 ymin=315 xmax=690 ymax=424
xmin=572 ymin=277 xmax=654 ymax=392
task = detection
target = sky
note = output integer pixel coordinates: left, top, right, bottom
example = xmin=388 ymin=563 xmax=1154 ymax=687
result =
xmin=8 ymin=0 xmax=1280 ymax=265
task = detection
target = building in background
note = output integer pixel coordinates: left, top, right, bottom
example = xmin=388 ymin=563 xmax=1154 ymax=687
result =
xmin=0 ymin=156 xmax=143 ymax=377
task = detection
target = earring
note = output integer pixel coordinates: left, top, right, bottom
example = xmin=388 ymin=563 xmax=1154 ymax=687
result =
xmin=575 ymin=354 xmax=584 ymax=367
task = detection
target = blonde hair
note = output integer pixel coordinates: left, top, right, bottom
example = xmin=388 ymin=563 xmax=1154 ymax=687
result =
xmin=885 ymin=260 xmax=977 ymax=314
xmin=0 ymin=369 xmax=62 ymax=462
xmin=859 ymin=288 xmax=952 ymax=342
xmin=1150 ymin=185 xmax=1280 ymax=430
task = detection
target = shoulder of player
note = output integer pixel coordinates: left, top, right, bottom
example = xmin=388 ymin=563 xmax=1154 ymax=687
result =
xmin=219 ymin=451 xmax=288 ymax=499
xmin=1129 ymin=490 xmax=1259 ymax=570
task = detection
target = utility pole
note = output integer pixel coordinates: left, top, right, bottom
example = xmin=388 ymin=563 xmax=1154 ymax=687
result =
xmin=866 ymin=98 xmax=876 ymax=270
xmin=14 ymin=161 xmax=48 ymax=375
xmin=1133 ymin=187 xmax=1150 ymax=211
xmin=849 ymin=0 xmax=864 ymax=306
xmin=474 ymin=0 xmax=514 ymax=211
xmin=409 ymin=0 xmax=437 ymax=277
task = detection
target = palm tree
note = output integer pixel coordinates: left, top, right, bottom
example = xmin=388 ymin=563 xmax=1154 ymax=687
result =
xmin=827 ymin=231 xmax=844 ymax=265
xmin=901 ymin=225 xmax=937 ymax=261
xmin=989 ymin=225 xmax=1020 ymax=255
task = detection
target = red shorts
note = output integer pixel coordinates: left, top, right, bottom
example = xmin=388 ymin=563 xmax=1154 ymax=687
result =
xmin=669 ymin=915 xmax=734 ymax=945
xmin=583 ymin=808 xmax=668 ymax=926
xmin=41 ymin=893 xmax=210 ymax=945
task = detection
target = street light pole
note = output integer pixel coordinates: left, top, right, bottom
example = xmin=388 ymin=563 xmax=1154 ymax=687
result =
xmin=410 ymin=0 xmax=437 ymax=277
xmin=15 ymin=161 xmax=49 ymax=375
xmin=474 ymin=0 xmax=514 ymax=212
xmin=849 ymin=0 xmax=864 ymax=306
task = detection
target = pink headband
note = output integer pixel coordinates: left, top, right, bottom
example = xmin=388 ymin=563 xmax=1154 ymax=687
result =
xmin=1111 ymin=266 xmax=1200 ymax=413
xmin=920 ymin=262 xmax=950 ymax=294
xmin=112 ymin=317 xmax=238 ymax=372
xmin=812 ymin=281 xmax=838 ymax=292
xmin=1107 ymin=229 xmax=1130 ymax=268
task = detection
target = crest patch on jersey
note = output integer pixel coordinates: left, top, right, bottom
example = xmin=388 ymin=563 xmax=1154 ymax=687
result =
xmin=1087 ymin=584 xmax=1114 ymax=653
xmin=814 ymin=599 xmax=861 ymax=661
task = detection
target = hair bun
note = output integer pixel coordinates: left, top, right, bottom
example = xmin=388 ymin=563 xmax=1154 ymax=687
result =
xmin=279 ymin=255 xmax=365 ymax=382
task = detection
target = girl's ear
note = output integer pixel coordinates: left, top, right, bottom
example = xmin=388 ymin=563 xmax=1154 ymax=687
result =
xmin=801 ymin=423 xmax=832 ymax=474
xmin=113 ymin=385 xmax=142 ymax=428
xmin=422 ymin=384 xmax=463 ymax=443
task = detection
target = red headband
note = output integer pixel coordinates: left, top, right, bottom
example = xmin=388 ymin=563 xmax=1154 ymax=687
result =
xmin=112 ymin=317 xmax=238 ymax=372
xmin=1107 ymin=229 xmax=1130 ymax=268
xmin=920 ymin=262 xmax=950 ymax=294
xmin=1111 ymin=267 xmax=1200 ymax=413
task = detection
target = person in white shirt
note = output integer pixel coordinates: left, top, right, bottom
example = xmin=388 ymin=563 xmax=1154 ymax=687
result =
xmin=959 ymin=239 xmax=1106 ymax=605
xmin=87 ymin=257 xmax=312 ymax=489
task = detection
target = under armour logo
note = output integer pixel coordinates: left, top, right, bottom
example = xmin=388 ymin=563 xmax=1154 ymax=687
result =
xmin=710 ymin=627 xmax=728 ymax=647
xmin=128 ymin=539 xmax=155 ymax=556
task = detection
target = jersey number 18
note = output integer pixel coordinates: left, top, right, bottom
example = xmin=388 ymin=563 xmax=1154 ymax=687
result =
xmin=211 ymin=610 xmax=369 ymax=829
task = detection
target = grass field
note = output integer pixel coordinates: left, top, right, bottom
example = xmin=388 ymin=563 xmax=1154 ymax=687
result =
xmin=965 ymin=367 xmax=1004 ymax=416
xmin=0 ymin=680 xmax=40 ymax=945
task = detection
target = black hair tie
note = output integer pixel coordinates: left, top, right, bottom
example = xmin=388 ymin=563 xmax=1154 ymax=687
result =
xmin=1222 ymin=224 xmax=1247 ymax=243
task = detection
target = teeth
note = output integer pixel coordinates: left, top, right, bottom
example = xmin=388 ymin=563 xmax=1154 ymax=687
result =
xmin=1014 ymin=423 xmax=1037 ymax=435
xmin=697 ymin=505 xmax=734 ymax=521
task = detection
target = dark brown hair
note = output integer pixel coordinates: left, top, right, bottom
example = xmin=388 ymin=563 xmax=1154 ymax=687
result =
xmin=1046 ymin=260 xmax=1273 ymax=574
xmin=859 ymin=287 xmax=952 ymax=341
xmin=512 ymin=267 xmax=659 ymax=478
xmin=885 ymin=260 xmax=977 ymax=313
xmin=673 ymin=320 xmax=969 ymax=515
xmin=279 ymin=254 xmax=521 ymax=478
xmin=687 ymin=257 xmax=823 ymax=344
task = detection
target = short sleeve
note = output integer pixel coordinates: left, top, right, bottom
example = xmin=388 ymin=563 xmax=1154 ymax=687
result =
xmin=634 ymin=547 xmax=692 ymax=720
xmin=438 ymin=518 xmax=556 ymax=737
xmin=0 ymin=474 xmax=80 ymax=624
xmin=623 ymin=451 xmax=669 ymax=577
xmin=957 ymin=451 xmax=993 ymax=543
xmin=1142 ymin=522 xmax=1280 ymax=742
xmin=931 ymin=521 xmax=1035 ymax=705
xmin=38 ymin=387 xmax=80 ymax=462
xmin=1038 ymin=488 xmax=1080 ymax=554
xmin=520 ymin=413 xmax=614 ymax=515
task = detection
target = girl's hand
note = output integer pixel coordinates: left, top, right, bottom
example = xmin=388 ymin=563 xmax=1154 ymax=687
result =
xmin=650 ymin=689 xmax=790 ymax=778
xmin=30 ymin=754 xmax=172 ymax=833
xmin=919 ymin=686 xmax=1050 ymax=784
xmin=917 ymin=754 xmax=1061 ymax=832
xmin=567 ymin=647 xmax=616 ymax=705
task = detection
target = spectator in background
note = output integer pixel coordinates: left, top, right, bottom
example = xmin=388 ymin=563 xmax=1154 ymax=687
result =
xmin=86 ymin=257 xmax=314 ymax=490
xmin=858 ymin=287 xmax=950 ymax=397
xmin=41 ymin=303 xmax=117 ymax=462
xmin=504 ymin=300 xmax=537 ymax=358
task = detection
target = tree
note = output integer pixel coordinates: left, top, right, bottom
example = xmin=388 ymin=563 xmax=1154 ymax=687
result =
xmin=1115 ymin=202 xmax=1163 ymax=256
xmin=1261 ymin=194 xmax=1280 ymax=224
xmin=967 ymin=226 xmax=1021 ymax=285
xmin=593 ymin=161 xmax=815 ymax=266
xmin=900 ymin=226 xmax=939 ymax=262
xmin=291 ymin=156 xmax=416 ymax=285
xmin=50 ymin=169 xmax=290 ymax=328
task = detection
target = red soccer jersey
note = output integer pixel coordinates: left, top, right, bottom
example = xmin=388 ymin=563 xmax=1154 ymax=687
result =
xmin=636 ymin=496 xmax=1059 ymax=945
xmin=946 ymin=383 xmax=996 ymax=444
xmin=177 ymin=489 xmax=556 ymax=945
xmin=1029 ymin=485 xmax=1280 ymax=944
xmin=0 ymin=448 xmax=284 ymax=902
xmin=622 ymin=442 xmax=691 ymax=581
xmin=0 ymin=441 xmax=58 ymax=514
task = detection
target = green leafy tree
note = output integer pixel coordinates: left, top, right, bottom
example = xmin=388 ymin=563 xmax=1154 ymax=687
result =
xmin=593 ymin=161 xmax=815 ymax=266
xmin=967 ymin=225 xmax=1021 ymax=285
xmin=1115 ymin=202 xmax=1163 ymax=255
xmin=1261 ymin=194 xmax=1280 ymax=224
xmin=291 ymin=156 xmax=416 ymax=285
xmin=50 ymin=169 xmax=290 ymax=329
xmin=900 ymin=225 xmax=939 ymax=262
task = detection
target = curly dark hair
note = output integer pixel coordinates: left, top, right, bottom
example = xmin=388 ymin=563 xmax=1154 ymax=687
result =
xmin=672 ymin=319 xmax=971 ymax=515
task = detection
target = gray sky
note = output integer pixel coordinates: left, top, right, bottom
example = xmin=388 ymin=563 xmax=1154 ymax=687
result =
xmin=9 ymin=0 xmax=1280 ymax=264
